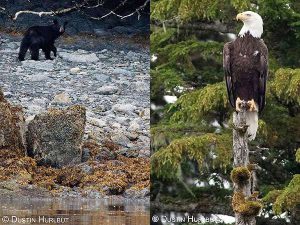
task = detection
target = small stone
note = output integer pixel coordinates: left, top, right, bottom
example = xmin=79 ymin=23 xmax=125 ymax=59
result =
xmin=138 ymin=149 xmax=150 ymax=158
xmin=88 ymin=117 xmax=106 ymax=127
xmin=125 ymin=132 xmax=139 ymax=141
xmin=79 ymin=163 xmax=94 ymax=174
xmin=93 ymin=74 xmax=111 ymax=82
xmin=29 ymin=74 xmax=49 ymax=82
xmin=95 ymin=85 xmax=118 ymax=95
xmin=117 ymin=148 xmax=139 ymax=158
xmin=84 ymin=189 xmax=103 ymax=199
xmin=124 ymin=187 xmax=150 ymax=199
xmin=96 ymin=148 xmax=116 ymax=161
xmin=3 ymin=92 xmax=13 ymax=98
xmin=112 ymin=68 xmax=132 ymax=76
xmin=111 ymin=133 xmax=130 ymax=147
xmin=60 ymin=51 xmax=99 ymax=63
xmin=21 ymin=60 xmax=54 ymax=71
xmin=70 ymin=67 xmax=81 ymax=74
xmin=52 ymin=92 xmax=71 ymax=104
xmin=81 ymin=148 xmax=91 ymax=162
xmin=113 ymin=104 xmax=136 ymax=115
xmin=128 ymin=120 xmax=140 ymax=132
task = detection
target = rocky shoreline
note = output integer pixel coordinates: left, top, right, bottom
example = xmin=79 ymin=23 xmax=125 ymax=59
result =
xmin=0 ymin=33 xmax=150 ymax=199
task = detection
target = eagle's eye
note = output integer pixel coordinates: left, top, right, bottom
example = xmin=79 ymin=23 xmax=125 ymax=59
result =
xmin=246 ymin=13 xmax=251 ymax=16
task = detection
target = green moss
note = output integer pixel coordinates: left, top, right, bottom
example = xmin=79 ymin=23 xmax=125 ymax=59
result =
xmin=232 ymin=191 xmax=263 ymax=216
xmin=230 ymin=167 xmax=251 ymax=185
xmin=238 ymin=201 xmax=263 ymax=216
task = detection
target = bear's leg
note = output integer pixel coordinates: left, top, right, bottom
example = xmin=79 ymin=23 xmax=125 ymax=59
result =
xmin=43 ymin=48 xmax=53 ymax=60
xmin=18 ymin=37 xmax=30 ymax=61
xmin=30 ymin=45 xmax=40 ymax=60
xmin=51 ymin=45 xmax=57 ymax=57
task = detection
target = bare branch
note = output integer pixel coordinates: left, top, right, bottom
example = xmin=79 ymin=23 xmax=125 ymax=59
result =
xmin=13 ymin=2 xmax=87 ymax=20
xmin=12 ymin=0 xmax=149 ymax=21
xmin=89 ymin=0 xmax=149 ymax=20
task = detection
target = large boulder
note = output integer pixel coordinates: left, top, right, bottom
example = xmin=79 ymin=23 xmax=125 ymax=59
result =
xmin=26 ymin=105 xmax=86 ymax=168
xmin=0 ymin=89 xmax=26 ymax=154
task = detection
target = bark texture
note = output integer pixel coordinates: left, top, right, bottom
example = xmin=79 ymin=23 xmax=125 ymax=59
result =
xmin=232 ymin=102 xmax=257 ymax=225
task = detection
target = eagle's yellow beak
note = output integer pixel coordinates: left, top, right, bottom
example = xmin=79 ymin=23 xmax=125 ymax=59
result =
xmin=236 ymin=13 xmax=246 ymax=21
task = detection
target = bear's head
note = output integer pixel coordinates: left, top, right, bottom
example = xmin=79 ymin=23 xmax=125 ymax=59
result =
xmin=52 ymin=19 xmax=68 ymax=35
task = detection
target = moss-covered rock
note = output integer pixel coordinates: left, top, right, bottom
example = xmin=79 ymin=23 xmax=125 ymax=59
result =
xmin=26 ymin=105 xmax=86 ymax=168
xmin=0 ymin=89 xmax=26 ymax=155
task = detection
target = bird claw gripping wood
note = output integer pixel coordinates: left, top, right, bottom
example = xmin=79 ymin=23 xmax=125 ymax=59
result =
xmin=233 ymin=101 xmax=249 ymax=134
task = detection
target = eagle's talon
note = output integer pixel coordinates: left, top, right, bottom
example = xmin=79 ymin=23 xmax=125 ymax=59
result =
xmin=235 ymin=97 xmax=242 ymax=112
xmin=247 ymin=99 xmax=258 ymax=112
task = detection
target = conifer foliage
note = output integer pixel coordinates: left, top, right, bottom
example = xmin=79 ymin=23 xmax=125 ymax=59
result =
xmin=151 ymin=0 xmax=300 ymax=224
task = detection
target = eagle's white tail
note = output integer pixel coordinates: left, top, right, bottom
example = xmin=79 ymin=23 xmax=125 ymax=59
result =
xmin=246 ymin=111 xmax=258 ymax=141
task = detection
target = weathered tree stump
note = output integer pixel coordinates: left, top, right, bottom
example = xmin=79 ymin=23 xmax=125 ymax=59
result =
xmin=231 ymin=101 xmax=261 ymax=225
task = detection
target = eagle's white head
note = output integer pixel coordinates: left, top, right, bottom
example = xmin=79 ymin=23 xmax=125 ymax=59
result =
xmin=236 ymin=11 xmax=263 ymax=38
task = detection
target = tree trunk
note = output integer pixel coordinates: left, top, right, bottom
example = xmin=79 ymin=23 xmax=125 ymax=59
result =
xmin=232 ymin=102 xmax=256 ymax=225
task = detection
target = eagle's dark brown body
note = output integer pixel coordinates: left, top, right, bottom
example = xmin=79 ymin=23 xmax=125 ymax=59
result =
xmin=223 ymin=32 xmax=268 ymax=112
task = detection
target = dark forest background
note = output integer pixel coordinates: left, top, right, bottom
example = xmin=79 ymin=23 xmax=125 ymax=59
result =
xmin=0 ymin=0 xmax=150 ymax=35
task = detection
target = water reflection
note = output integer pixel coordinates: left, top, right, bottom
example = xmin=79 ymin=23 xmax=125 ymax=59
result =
xmin=0 ymin=197 xmax=150 ymax=225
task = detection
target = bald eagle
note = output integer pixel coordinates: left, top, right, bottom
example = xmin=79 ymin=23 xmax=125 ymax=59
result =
xmin=223 ymin=11 xmax=268 ymax=140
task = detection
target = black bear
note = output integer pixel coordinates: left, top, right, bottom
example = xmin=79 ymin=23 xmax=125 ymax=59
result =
xmin=18 ymin=19 xmax=67 ymax=61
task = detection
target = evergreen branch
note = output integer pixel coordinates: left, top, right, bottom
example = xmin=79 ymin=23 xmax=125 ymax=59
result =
xmin=153 ymin=20 xmax=236 ymax=33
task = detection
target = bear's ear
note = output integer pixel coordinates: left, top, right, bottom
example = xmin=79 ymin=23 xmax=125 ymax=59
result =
xmin=53 ymin=19 xmax=58 ymax=25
